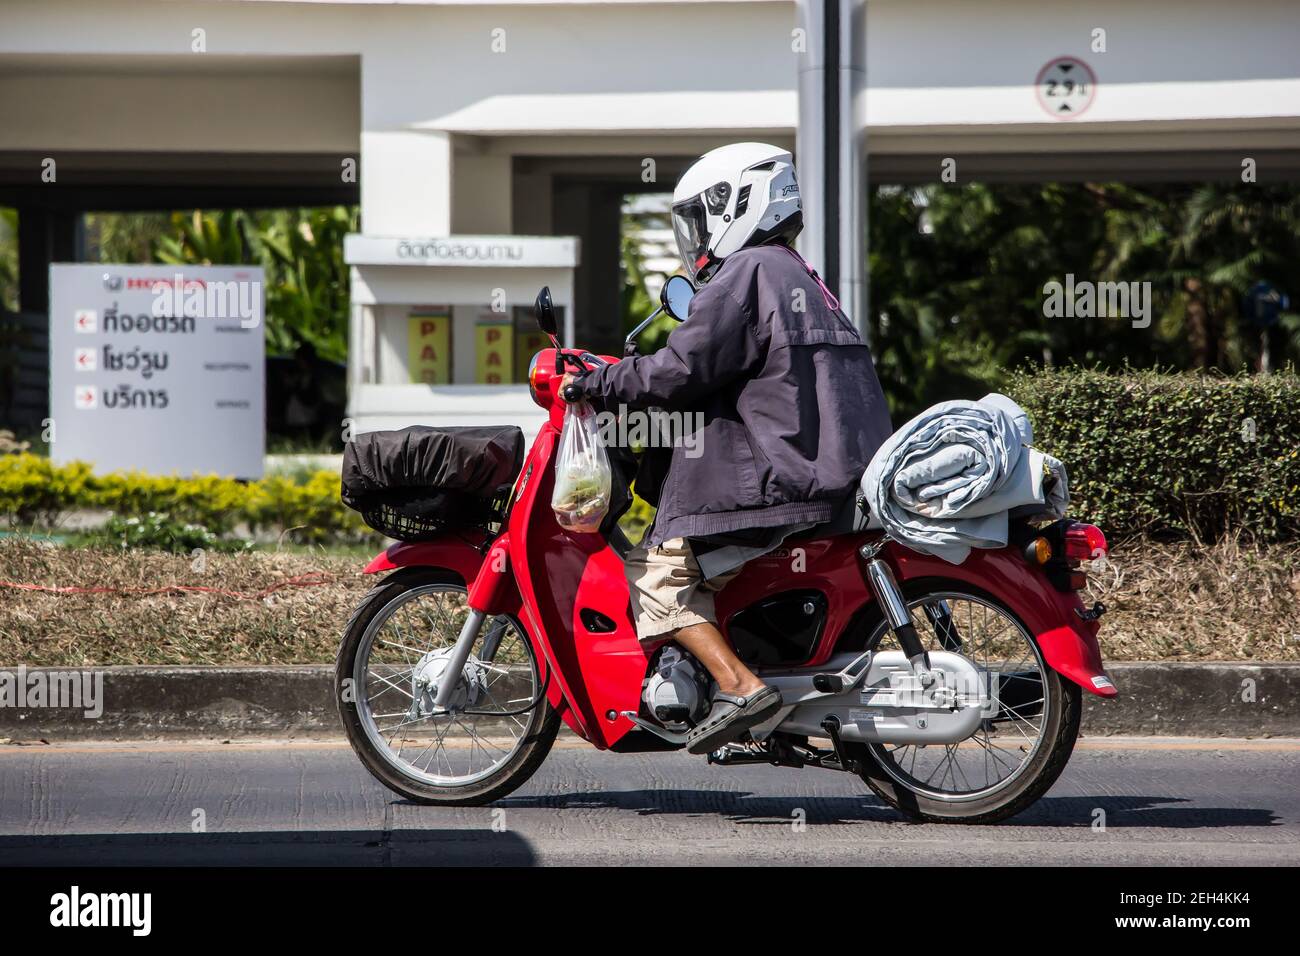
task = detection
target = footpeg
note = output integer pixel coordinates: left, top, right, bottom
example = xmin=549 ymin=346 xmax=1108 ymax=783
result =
xmin=1075 ymin=601 xmax=1106 ymax=622
xmin=812 ymin=673 xmax=843 ymax=693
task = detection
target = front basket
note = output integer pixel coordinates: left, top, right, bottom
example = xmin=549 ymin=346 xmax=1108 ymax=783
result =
xmin=355 ymin=489 xmax=510 ymax=542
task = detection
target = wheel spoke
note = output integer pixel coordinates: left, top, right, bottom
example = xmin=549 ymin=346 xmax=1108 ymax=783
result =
xmin=867 ymin=592 xmax=1055 ymax=804
xmin=351 ymin=582 xmax=542 ymax=790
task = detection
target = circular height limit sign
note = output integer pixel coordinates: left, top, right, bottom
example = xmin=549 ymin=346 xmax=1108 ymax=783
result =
xmin=1035 ymin=56 xmax=1096 ymax=119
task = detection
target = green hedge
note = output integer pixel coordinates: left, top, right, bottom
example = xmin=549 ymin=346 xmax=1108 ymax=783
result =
xmin=0 ymin=454 xmax=369 ymax=544
xmin=6 ymin=367 xmax=1298 ymax=547
xmin=1006 ymin=367 xmax=1300 ymax=542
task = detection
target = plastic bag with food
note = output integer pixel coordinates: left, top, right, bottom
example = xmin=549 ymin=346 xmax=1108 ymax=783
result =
xmin=550 ymin=400 xmax=612 ymax=533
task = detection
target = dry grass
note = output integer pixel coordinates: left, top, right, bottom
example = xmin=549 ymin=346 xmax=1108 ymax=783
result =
xmin=0 ymin=538 xmax=371 ymax=666
xmin=1 ymin=536 xmax=1297 ymax=666
xmin=1080 ymin=536 xmax=1300 ymax=661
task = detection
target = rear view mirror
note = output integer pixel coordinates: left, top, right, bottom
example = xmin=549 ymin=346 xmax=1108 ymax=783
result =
xmin=661 ymin=275 xmax=695 ymax=322
xmin=534 ymin=286 xmax=558 ymax=337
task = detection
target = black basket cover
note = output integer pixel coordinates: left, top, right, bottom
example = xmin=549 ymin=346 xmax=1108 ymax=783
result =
xmin=340 ymin=425 xmax=524 ymax=512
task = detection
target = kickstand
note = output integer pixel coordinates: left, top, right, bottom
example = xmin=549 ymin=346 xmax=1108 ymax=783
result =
xmin=820 ymin=716 xmax=860 ymax=775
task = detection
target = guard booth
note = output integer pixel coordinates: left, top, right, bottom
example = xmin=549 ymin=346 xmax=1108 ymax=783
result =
xmin=343 ymin=234 xmax=579 ymax=439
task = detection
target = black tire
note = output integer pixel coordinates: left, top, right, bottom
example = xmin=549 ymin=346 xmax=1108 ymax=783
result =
xmin=851 ymin=584 xmax=1082 ymax=825
xmin=335 ymin=568 xmax=560 ymax=806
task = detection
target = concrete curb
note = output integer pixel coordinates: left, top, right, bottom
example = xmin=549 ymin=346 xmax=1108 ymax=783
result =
xmin=0 ymin=662 xmax=1296 ymax=741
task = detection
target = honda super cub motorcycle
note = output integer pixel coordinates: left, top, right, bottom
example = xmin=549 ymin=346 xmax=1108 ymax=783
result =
xmin=336 ymin=278 xmax=1116 ymax=824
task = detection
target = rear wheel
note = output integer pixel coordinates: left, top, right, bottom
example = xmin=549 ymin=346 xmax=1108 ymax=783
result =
xmin=852 ymin=586 xmax=1081 ymax=824
xmin=336 ymin=568 xmax=559 ymax=805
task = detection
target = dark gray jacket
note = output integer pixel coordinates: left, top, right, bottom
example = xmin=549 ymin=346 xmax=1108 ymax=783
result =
xmin=577 ymin=243 xmax=893 ymax=547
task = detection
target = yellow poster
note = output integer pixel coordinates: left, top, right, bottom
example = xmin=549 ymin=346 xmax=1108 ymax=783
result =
xmin=513 ymin=329 xmax=549 ymax=384
xmin=475 ymin=317 xmax=513 ymax=385
xmin=408 ymin=311 xmax=451 ymax=384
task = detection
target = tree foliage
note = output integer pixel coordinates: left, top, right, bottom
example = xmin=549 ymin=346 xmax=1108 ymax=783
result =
xmin=145 ymin=207 xmax=358 ymax=364
xmin=868 ymin=183 xmax=1300 ymax=420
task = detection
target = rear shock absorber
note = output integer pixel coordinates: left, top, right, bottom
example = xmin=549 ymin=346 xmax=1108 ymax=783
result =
xmin=859 ymin=540 xmax=934 ymax=686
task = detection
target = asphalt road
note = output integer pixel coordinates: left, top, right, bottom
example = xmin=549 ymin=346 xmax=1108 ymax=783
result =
xmin=1 ymin=738 xmax=1297 ymax=866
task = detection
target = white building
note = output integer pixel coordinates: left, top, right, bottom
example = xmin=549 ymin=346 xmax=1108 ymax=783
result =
xmin=2 ymin=0 xmax=1298 ymax=442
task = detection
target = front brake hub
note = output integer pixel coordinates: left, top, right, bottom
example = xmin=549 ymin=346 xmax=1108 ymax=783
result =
xmin=409 ymin=649 xmax=489 ymax=718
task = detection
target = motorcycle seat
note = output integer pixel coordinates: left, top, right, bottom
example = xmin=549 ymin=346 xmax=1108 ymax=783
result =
xmin=788 ymin=493 xmax=882 ymax=543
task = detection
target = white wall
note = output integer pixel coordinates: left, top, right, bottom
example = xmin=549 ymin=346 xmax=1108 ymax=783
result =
xmin=3 ymin=0 xmax=1298 ymax=231
xmin=869 ymin=0 xmax=1300 ymax=129
xmin=0 ymin=57 xmax=359 ymax=153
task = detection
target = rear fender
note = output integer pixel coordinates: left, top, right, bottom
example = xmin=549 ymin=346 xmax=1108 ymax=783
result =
xmin=888 ymin=543 xmax=1117 ymax=698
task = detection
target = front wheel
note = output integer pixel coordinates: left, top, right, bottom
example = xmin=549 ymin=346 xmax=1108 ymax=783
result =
xmin=851 ymin=586 xmax=1082 ymax=824
xmin=336 ymin=568 xmax=560 ymax=805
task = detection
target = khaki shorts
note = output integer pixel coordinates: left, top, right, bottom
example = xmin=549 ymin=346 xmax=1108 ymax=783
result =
xmin=624 ymin=537 xmax=743 ymax=643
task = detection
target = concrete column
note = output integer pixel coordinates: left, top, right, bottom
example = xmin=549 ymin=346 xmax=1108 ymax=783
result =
xmin=359 ymin=129 xmax=452 ymax=236
xmin=17 ymin=206 xmax=80 ymax=314
xmin=452 ymin=143 xmax=512 ymax=234
xmin=512 ymin=167 xmax=554 ymax=236
xmin=796 ymin=0 xmax=869 ymax=342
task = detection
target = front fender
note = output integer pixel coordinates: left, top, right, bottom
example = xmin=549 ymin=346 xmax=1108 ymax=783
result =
xmin=363 ymin=532 xmax=492 ymax=586
xmin=888 ymin=543 xmax=1117 ymax=698
xmin=362 ymin=531 xmax=526 ymax=621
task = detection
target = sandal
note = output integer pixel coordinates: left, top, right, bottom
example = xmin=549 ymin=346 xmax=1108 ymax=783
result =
xmin=686 ymin=685 xmax=783 ymax=755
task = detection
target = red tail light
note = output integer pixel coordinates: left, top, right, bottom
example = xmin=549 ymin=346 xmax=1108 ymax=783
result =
xmin=1064 ymin=523 xmax=1107 ymax=562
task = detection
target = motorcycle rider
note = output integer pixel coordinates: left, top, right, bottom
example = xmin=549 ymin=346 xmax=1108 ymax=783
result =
xmin=563 ymin=142 xmax=893 ymax=754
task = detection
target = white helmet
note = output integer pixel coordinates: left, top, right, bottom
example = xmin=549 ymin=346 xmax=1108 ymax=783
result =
xmin=670 ymin=142 xmax=803 ymax=283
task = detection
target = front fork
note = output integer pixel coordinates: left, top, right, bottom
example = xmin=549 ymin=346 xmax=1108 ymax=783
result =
xmin=430 ymin=536 xmax=513 ymax=712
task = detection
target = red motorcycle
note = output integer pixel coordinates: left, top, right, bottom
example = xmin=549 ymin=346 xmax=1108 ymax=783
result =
xmin=336 ymin=280 xmax=1115 ymax=824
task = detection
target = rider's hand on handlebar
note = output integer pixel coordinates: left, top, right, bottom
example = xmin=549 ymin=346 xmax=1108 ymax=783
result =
xmin=559 ymin=373 xmax=584 ymax=403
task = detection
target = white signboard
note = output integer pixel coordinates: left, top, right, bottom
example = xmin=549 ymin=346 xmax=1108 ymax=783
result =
xmin=49 ymin=264 xmax=265 ymax=478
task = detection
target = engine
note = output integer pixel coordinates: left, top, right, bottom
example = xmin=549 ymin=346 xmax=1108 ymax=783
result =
xmin=641 ymin=645 xmax=712 ymax=731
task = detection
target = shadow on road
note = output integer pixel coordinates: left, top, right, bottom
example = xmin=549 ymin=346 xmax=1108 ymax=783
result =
xmin=1 ymin=792 xmax=1280 ymax=865
xmin=494 ymin=789 xmax=1282 ymax=829
xmin=1015 ymin=795 xmax=1280 ymax=829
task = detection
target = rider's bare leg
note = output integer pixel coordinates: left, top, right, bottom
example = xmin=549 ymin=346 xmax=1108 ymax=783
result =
xmin=671 ymin=622 xmax=766 ymax=698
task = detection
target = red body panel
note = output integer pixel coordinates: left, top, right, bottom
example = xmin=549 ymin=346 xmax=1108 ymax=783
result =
xmin=502 ymin=425 xmax=650 ymax=748
xmin=715 ymin=535 xmax=1114 ymax=697
xmin=886 ymin=544 xmax=1115 ymax=697
xmin=358 ymin=345 xmax=1114 ymax=754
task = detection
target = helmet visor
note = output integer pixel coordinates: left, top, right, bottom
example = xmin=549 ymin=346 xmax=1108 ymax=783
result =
xmin=671 ymin=197 xmax=711 ymax=281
